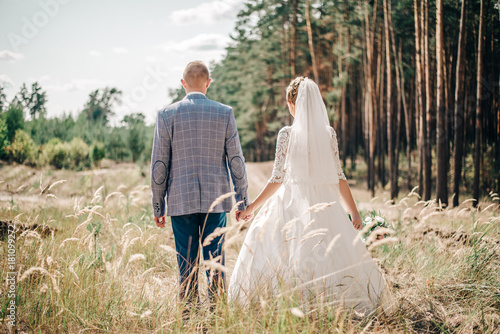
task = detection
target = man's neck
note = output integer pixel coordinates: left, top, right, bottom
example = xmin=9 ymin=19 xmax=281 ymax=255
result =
xmin=186 ymin=90 xmax=206 ymax=95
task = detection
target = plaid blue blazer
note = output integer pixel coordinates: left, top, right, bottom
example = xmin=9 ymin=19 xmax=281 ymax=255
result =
xmin=151 ymin=93 xmax=249 ymax=217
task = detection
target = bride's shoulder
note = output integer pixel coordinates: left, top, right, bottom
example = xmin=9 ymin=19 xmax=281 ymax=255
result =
xmin=275 ymin=126 xmax=292 ymax=144
xmin=278 ymin=126 xmax=292 ymax=136
xmin=277 ymin=126 xmax=292 ymax=142
xmin=328 ymin=126 xmax=337 ymax=137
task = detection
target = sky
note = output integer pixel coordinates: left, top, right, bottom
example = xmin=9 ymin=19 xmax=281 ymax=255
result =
xmin=0 ymin=0 xmax=245 ymax=125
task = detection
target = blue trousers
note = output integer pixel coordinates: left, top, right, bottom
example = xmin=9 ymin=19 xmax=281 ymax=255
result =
xmin=170 ymin=212 xmax=226 ymax=302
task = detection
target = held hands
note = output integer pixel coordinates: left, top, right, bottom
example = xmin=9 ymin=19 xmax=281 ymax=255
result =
xmin=236 ymin=204 xmax=255 ymax=222
xmin=154 ymin=215 xmax=166 ymax=228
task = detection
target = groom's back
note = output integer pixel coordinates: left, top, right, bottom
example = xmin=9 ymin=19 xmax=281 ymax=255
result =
xmin=159 ymin=93 xmax=233 ymax=215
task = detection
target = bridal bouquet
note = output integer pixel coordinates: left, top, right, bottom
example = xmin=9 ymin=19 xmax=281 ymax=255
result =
xmin=360 ymin=211 xmax=392 ymax=243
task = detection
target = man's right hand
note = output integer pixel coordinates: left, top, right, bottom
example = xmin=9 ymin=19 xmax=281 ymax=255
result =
xmin=154 ymin=215 xmax=166 ymax=228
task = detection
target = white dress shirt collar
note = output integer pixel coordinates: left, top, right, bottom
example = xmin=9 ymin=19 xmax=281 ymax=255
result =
xmin=186 ymin=91 xmax=206 ymax=96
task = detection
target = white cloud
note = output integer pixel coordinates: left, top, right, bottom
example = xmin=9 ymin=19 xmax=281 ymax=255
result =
xmin=169 ymin=0 xmax=245 ymax=25
xmin=89 ymin=50 xmax=101 ymax=57
xmin=145 ymin=55 xmax=159 ymax=63
xmin=162 ymin=33 xmax=230 ymax=53
xmin=26 ymin=75 xmax=51 ymax=84
xmin=0 ymin=50 xmax=25 ymax=62
xmin=113 ymin=47 xmax=128 ymax=54
xmin=45 ymin=79 xmax=105 ymax=92
xmin=0 ymin=74 xmax=15 ymax=88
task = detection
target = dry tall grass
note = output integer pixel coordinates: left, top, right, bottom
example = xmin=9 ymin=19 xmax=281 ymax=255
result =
xmin=0 ymin=163 xmax=499 ymax=333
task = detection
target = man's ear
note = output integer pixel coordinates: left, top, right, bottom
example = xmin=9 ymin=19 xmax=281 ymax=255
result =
xmin=181 ymin=79 xmax=188 ymax=89
xmin=206 ymin=78 xmax=212 ymax=88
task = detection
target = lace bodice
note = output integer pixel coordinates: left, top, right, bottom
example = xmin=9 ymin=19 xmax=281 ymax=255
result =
xmin=268 ymin=126 xmax=347 ymax=183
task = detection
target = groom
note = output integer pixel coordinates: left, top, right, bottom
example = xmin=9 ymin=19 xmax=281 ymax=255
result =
xmin=150 ymin=60 xmax=249 ymax=305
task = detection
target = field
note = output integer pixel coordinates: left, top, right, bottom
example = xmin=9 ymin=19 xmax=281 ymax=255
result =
xmin=0 ymin=161 xmax=499 ymax=333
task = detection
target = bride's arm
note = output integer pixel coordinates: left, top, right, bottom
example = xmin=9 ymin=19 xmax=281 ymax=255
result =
xmin=238 ymin=127 xmax=290 ymax=221
xmin=331 ymin=128 xmax=362 ymax=230
xmin=239 ymin=182 xmax=282 ymax=220
xmin=338 ymin=180 xmax=362 ymax=230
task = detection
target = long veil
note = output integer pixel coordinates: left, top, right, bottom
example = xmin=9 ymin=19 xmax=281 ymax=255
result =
xmin=284 ymin=78 xmax=339 ymax=199
xmin=280 ymin=78 xmax=344 ymax=281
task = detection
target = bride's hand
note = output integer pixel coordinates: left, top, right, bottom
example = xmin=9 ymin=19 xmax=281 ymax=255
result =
xmin=239 ymin=204 xmax=255 ymax=222
xmin=352 ymin=215 xmax=363 ymax=230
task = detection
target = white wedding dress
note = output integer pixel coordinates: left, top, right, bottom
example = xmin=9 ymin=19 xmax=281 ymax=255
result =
xmin=228 ymin=79 xmax=389 ymax=314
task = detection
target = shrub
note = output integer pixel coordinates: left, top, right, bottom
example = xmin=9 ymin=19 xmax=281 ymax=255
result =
xmin=9 ymin=129 xmax=36 ymax=164
xmin=0 ymin=116 xmax=10 ymax=160
xmin=44 ymin=138 xmax=71 ymax=169
xmin=69 ymin=137 xmax=90 ymax=170
xmin=91 ymin=142 xmax=105 ymax=167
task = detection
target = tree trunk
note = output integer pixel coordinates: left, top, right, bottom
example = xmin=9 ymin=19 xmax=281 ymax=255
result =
xmin=388 ymin=1 xmax=404 ymax=196
xmin=453 ymin=0 xmax=467 ymax=207
xmin=415 ymin=0 xmax=425 ymax=197
xmin=339 ymin=19 xmax=347 ymax=166
xmin=346 ymin=9 xmax=356 ymax=170
xmin=364 ymin=0 xmax=379 ymax=196
xmin=423 ymin=0 xmax=432 ymax=201
xmin=342 ymin=6 xmax=352 ymax=168
xmin=398 ymin=41 xmax=410 ymax=191
xmin=305 ymin=0 xmax=319 ymax=84
xmin=383 ymin=0 xmax=395 ymax=200
xmin=404 ymin=59 xmax=413 ymax=191
xmin=473 ymin=0 xmax=485 ymax=206
xmin=394 ymin=42 xmax=403 ymax=197
xmin=377 ymin=24 xmax=386 ymax=188
xmin=436 ymin=0 xmax=448 ymax=206
xmin=290 ymin=0 xmax=298 ymax=78
xmin=281 ymin=1 xmax=288 ymax=105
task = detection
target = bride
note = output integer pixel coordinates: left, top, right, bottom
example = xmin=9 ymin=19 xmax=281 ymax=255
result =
xmin=228 ymin=77 xmax=389 ymax=314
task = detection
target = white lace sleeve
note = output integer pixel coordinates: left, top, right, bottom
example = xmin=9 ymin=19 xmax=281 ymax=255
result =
xmin=330 ymin=127 xmax=347 ymax=181
xmin=268 ymin=127 xmax=291 ymax=183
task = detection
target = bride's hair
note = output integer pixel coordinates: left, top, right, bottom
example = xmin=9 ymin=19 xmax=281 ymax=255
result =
xmin=286 ymin=76 xmax=306 ymax=104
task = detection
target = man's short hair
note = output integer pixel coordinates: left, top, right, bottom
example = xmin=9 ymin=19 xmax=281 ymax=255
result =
xmin=183 ymin=61 xmax=209 ymax=86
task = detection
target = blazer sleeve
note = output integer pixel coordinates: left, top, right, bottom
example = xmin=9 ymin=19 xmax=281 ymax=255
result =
xmin=150 ymin=111 xmax=171 ymax=217
xmin=224 ymin=108 xmax=249 ymax=211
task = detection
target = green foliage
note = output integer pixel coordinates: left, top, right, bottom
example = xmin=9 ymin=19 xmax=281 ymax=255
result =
xmin=0 ymin=115 xmax=10 ymax=160
xmin=5 ymin=102 xmax=24 ymax=142
xmin=9 ymin=129 xmax=36 ymax=164
xmin=41 ymin=137 xmax=92 ymax=170
xmin=83 ymin=87 xmax=122 ymax=125
xmin=105 ymin=128 xmax=129 ymax=161
xmin=91 ymin=141 xmax=105 ymax=167
xmin=0 ymin=86 xmax=7 ymax=112
xmin=0 ymin=83 xmax=155 ymax=168
xmin=123 ymin=113 xmax=146 ymax=162
xmin=44 ymin=138 xmax=70 ymax=169
xmin=17 ymin=82 xmax=47 ymax=119
xmin=25 ymin=113 xmax=76 ymax=145
xmin=168 ymin=86 xmax=185 ymax=103
xmin=69 ymin=137 xmax=90 ymax=170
